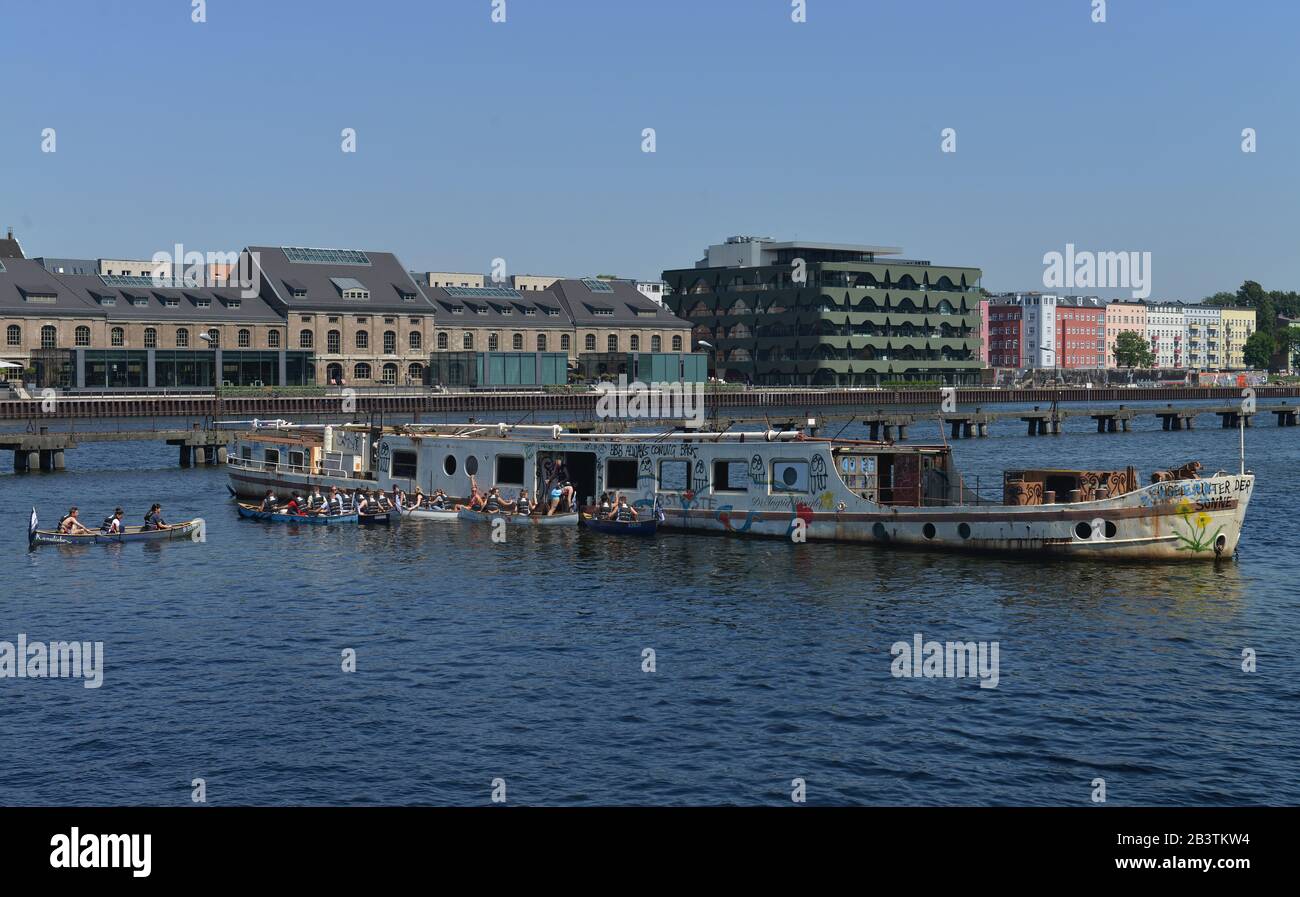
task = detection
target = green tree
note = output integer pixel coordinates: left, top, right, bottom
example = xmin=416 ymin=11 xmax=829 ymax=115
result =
xmin=1113 ymin=330 xmax=1155 ymax=368
xmin=1243 ymin=329 xmax=1276 ymax=370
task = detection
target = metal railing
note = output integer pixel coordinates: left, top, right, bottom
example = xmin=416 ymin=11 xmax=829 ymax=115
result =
xmin=226 ymin=455 xmax=375 ymax=481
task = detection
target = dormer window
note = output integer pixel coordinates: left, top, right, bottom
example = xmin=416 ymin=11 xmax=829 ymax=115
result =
xmin=331 ymin=277 xmax=369 ymax=300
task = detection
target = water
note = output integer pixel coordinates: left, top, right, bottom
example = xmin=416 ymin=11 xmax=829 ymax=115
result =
xmin=1 ymin=411 xmax=1296 ymax=805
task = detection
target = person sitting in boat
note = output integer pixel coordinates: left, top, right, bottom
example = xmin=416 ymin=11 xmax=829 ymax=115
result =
xmin=307 ymin=486 xmax=325 ymax=513
xmin=327 ymin=486 xmax=346 ymax=516
xmin=612 ymin=493 xmax=638 ymax=523
xmin=143 ymin=503 xmax=169 ymax=531
xmin=482 ymin=487 xmax=505 ymax=515
xmin=101 ymin=507 xmax=124 ymax=534
xmin=373 ymin=490 xmax=393 ymax=512
xmin=427 ymin=489 xmax=448 ymax=511
xmin=455 ymin=478 xmax=485 ymax=512
xmin=354 ymin=490 xmax=369 ymax=514
xmin=515 ymin=489 xmax=532 ymax=516
xmin=597 ymin=492 xmax=613 ymax=519
xmin=259 ymin=490 xmax=278 ymax=512
xmin=409 ymin=487 xmax=425 ymax=509
xmin=58 ymin=506 xmax=93 ymax=535
xmin=391 ymin=487 xmax=405 ymax=511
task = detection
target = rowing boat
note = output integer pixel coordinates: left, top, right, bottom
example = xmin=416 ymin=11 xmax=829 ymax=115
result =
xmin=358 ymin=508 xmax=398 ymax=526
xmin=457 ymin=509 xmax=578 ymax=526
xmin=580 ymin=512 xmax=658 ymax=537
xmin=236 ymin=503 xmax=358 ymax=525
xmin=401 ymin=506 xmax=459 ymax=522
xmin=29 ymin=508 xmax=204 ymax=547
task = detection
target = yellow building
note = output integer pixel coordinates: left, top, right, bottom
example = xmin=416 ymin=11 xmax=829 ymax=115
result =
xmin=1219 ymin=307 xmax=1256 ymax=369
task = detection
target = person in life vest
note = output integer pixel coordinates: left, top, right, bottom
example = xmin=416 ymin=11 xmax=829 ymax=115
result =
xmin=409 ymin=487 xmax=425 ymax=509
xmin=143 ymin=503 xmax=169 ymax=531
xmin=259 ymin=490 xmax=278 ymax=512
xmin=612 ymin=493 xmax=638 ymax=523
xmin=307 ymin=486 xmax=325 ymax=513
xmin=328 ymin=486 xmax=345 ymax=515
xmin=428 ymin=489 xmax=448 ymax=511
xmin=482 ymin=487 xmax=504 ymax=515
xmin=514 ymin=489 xmax=532 ymax=516
xmin=101 ymin=507 xmax=124 ymax=534
xmin=598 ymin=492 xmax=613 ymax=520
xmin=58 ymin=506 xmax=93 ymax=535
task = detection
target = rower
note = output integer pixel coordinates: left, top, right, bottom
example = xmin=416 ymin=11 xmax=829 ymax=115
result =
xmin=598 ymin=492 xmax=613 ymax=519
xmin=428 ymin=489 xmax=447 ymax=510
xmin=483 ymin=487 xmax=503 ymax=514
xmin=410 ymin=487 xmax=425 ymax=509
xmin=308 ymin=486 xmax=325 ymax=512
xmin=58 ymin=506 xmax=93 ymax=535
xmin=515 ymin=489 xmax=532 ymax=516
xmin=259 ymin=490 xmax=278 ymax=512
xmin=327 ymin=486 xmax=345 ymax=515
xmin=355 ymin=490 xmax=369 ymax=514
xmin=284 ymin=493 xmax=304 ymax=516
xmin=144 ymin=503 xmax=169 ymax=531
xmin=613 ymin=493 xmax=638 ymax=523
xmin=101 ymin=507 xmax=124 ymax=534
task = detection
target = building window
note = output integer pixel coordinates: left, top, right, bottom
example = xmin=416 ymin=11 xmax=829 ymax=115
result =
xmin=327 ymin=330 xmax=341 ymax=353
xmin=353 ymin=362 xmax=371 ymax=380
xmin=238 ymin=328 xmax=251 ymax=348
xmin=41 ymin=325 xmax=57 ymax=349
xmin=537 ymin=334 xmax=547 ymax=351
xmin=407 ymin=362 xmax=423 ymax=383
xmin=437 ymin=332 xmax=448 ymax=350
xmin=409 ymin=331 xmax=421 ymax=350
xmin=607 ymin=335 xmax=618 ymax=352
xmin=561 ymin=334 xmax=570 ymax=351
xmin=76 ymin=326 xmax=92 ymax=347
xmin=652 ymin=335 xmax=662 ymax=352
xmin=381 ymin=362 xmax=398 ymax=384
xmin=383 ymin=331 xmax=396 ymax=354
xmin=512 ymin=333 xmax=523 ymax=350
xmin=356 ymin=330 xmax=369 ymax=349
xmin=144 ymin=327 xmax=157 ymax=348
xmin=488 ymin=333 xmax=499 ymax=350
xmin=6 ymin=324 xmax=20 ymax=347
xmin=299 ymin=329 xmax=314 ymax=349
xmin=463 ymin=333 xmax=473 ymax=349
xmin=630 ymin=335 xmax=640 ymax=351
xmin=585 ymin=334 xmax=596 ymax=351
xmin=207 ymin=328 xmax=219 ymax=347
xmin=268 ymin=330 xmax=281 ymax=348
xmin=176 ymin=328 xmax=189 ymax=347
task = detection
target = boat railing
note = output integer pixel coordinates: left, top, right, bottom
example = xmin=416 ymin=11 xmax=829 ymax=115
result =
xmin=226 ymin=455 xmax=375 ymax=481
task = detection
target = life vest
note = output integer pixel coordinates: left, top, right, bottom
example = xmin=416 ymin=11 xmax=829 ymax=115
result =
xmin=429 ymin=496 xmax=445 ymax=510
xmin=484 ymin=495 xmax=501 ymax=513
xmin=616 ymin=503 xmax=633 ymax=522
xmin=516 ymin=499 xmax=531 ymax=516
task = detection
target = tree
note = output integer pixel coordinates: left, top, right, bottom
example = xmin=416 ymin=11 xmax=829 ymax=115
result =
xmin=1243 ymin=329 xmax=1277 ymax=370
xmin=1113 ymin=330 xmax=1155 ymax=368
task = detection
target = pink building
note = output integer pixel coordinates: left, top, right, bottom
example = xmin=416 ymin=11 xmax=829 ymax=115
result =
xmin=987 ymin=303 xmax=1023 ymax=368
xmin=1105 ymin=300 xmax=1147 ymax=367
xmin=978 ymin=298 xmax=990 ymax=364
xmin=1056 ymin=303 xmax=1106 ymax=368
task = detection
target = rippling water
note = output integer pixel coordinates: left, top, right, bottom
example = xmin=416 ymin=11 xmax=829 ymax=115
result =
xmin=1 ymin=408 xmax=1296 ymax=805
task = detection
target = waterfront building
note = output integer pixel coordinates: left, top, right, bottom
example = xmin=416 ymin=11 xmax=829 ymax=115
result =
xmin=1145 ymin=301 xmax=1186 ymax=368
xmin=637 ymin=280 xmax=669 ymax=306
xmin=977 ymin=298 xmax=990 ymax=364
xmin=1183 ymin=303 xmax=1222 ymax=370
xmin=662 ymin=236 xmax=983 ymax=386
xmin=1104 ymin=300 xmax=1147 ymax=367
xmin=1054 ymin=296 xmax=1106 ymax=369
xmin=1219 ymin=306 xmax=1257 ymax=369
xmin=986 ymin=301 xmax=1023 ymax=368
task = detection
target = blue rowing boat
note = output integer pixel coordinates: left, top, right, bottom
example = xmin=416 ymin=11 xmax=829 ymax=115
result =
xmin=29 ymin=507 xmax=205 ymax=547
xmin=580 ymin=512 xmax=658 ymax=537
xmin=236 ymin=503 xmax=358 ymax=525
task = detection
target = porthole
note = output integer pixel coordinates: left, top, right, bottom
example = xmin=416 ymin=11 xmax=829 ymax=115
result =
xmin=1104 ymin=520 xmax=1117 ymax=538
xmin=1075 ymin=521 xmax=1092 ymax=540
xmin=958 ymin=522 xmax=972 ymax=540
xmin=922 ymin=522 xmax=936 ymax=540
xmin=1214 ymin=533 xmax=1227 ymax=554
xmin=466 ymin=455 xmax=479 ymax=476
xmin=443 ymin=454 xmax=457 ymax=476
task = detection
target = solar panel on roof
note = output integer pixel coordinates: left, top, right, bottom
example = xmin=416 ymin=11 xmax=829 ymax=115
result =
xmin=582 ymin=278 xmax=615 ymax=293
xmin=101 ymin=274 xmax=171 ymax=288
xmin=283 ymin=247 xmax=372 ymax=266
xmin=444 ymin=286 xmax=520 ymax=299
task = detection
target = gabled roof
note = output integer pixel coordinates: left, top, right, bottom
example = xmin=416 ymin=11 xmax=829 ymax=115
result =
xmin=549 ymin=279 xmax=691 ymax=329
xmin=0 ymin=259 xmax=98 ymax=315
xmin=247 ymin=246 xmax=433 ymax=312
xmin=44 ymin=271 xmax=284 ymax=322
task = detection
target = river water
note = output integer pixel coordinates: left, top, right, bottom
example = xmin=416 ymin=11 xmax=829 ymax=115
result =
xmin=1 ymin=407 xmax=1296 ymax=805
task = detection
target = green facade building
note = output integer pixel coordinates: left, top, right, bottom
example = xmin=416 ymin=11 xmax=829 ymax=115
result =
xmin=662 ymin=237 xmax=984 ymax=386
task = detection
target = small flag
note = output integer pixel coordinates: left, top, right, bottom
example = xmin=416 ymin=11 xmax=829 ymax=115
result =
xmin=29 ymin=507 xmax=38 ymax=536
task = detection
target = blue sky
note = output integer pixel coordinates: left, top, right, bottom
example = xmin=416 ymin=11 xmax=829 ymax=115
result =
xmin=2 ymin=0 xmax=1297 ymax=298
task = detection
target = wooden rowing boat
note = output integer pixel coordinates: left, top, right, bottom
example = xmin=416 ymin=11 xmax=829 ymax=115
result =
xmin=580 ymin=512 xmax=658 ymax=537
xmin=29 ymin=511 xmax=204 ymax=547
xmin=236 ymin=503 xmax=358 ymax=525
xmin=456 ymin=509 xmax=578 ymax=526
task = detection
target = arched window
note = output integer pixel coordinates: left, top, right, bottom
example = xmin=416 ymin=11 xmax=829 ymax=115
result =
xmin=144 ymin=327 xmax=157 ymax=348
xmin=41 ymin=325 xmax=57 ymax=349
xmin=607 ymin=334 xmax=618 ymax=352
xmin=299 ymin=329 xmax=314 ymax=349
xmin=651 ymin=335 xmax=661 ymax=351
xmin=353 ymin=362 xmax=371 ymax=380
xmin=176 ymin=328 xmax=189 ymax=347
xmin=327 ymin=330 xmax=341 ymax=353
xmin=407 ymin=362 xmax=423 ymax=383
xmin=268 ymin=330 xmax=281 ymax=348
xmin=381 ymin=362 xmax=398 ymax=384
xmin=462 ymin=332 xmax=473 ymax=350
xmin=409 ymin=331 xmax=422 ymax=350
xmin=537 ymin=334 xmax=547 ymax=351
xmin=238 ymin=328 xmax=251 ymax=348
xmin=630 ymin=335 xmax=640 ymax=351
xmin=488 ymin=333 xmax=499 ymax=350
xmin=383 ymin=331 xmax=396 ymax=354
xmin=437 ymin=332 xmax=448 ymax=350
xmin=326 ymin=363 xmax=343 ymax=384
xmin=585 ymin=334 xmax=596 ymax=351
xmin=561 ymin=334 xmax=570 ymax=351
xmin=672 ymin=335 xmax=682 ymax=351
xmin=75 ymin=326 xmax=91 ymax=347
xmin=6 ymin=324 xmax=20 ymax=347
xmin=110 ymin=327 xmax=125 ymax=347
xmin=512 ymin=333 xmax=523 ymax=350
xmin=206 ymin=328 xmax=220 ymax=347
xmin=355 ymin=330 xmax=369 ymax=349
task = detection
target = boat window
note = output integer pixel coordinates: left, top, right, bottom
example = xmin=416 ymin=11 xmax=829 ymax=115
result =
xmin=264 ymin=449 xmax=279 ymax=466
xmin=322 ymin=451 xmax=344 ymax=471
xmin=466 ymin=456 xmax=479 ymax=476
xmin=288 ymin=450 xmax=305 ymax=469
xmin=659 ymin=460 xmax=689 ymax=491
xmin=443 ymin=454 xmax=457 ymax=476
xmin=713 ymin=460 xmax=749 ymax=493
xmin=771 ymin=460 xmax=809 ymax=493
xmin=391 ymin=450 xmax=418 ymax=480
xmin=606 ymin=458 xmax=638 ymax=490
xmin=496 ymin=455 xmax=524 ymax=486
xmin=240 ymin=446 xmax=251 ymax=460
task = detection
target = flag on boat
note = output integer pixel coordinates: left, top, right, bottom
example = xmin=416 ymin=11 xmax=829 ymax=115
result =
xmin=29 ymin=507 xmax=38 ymax=536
